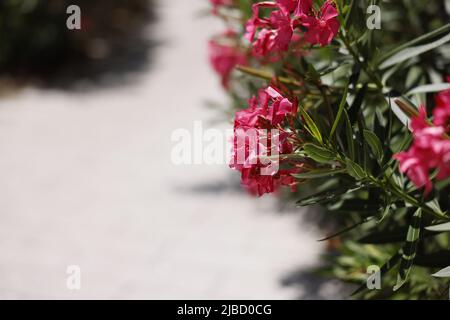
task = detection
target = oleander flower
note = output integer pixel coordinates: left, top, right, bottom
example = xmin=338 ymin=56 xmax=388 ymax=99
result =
xmin=230 ymin=86 xmax=298 ymax=195
xmin=208 ymin=31 xmax=247 ymax=88
xmin=265 ymin=86 xmax=298 ymax=125
xmin=434 ymin=80 xmax=450 ymax=130
xmin=241 ymin=166 xmax=298 ymax=196
xmin=394 ymin=152 xmax=432 ymax=194
xmin=294 ymin=0 xmax=312 ymax=17
xmin=235 ymin=86 xmax=297 ymax=128
xmin=245 ymin=2 xmax=295 ymax=60
xmin=301 ymin=0 xmax=339 ymax=47
xmin=276 ymin=0 xmax=299 ymax=13
xmin=394 ymin=107 xmax=450 ymax=194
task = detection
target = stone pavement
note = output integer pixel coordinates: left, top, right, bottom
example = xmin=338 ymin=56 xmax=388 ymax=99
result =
xmin=0 ymin=1 xmax=327 ymax=299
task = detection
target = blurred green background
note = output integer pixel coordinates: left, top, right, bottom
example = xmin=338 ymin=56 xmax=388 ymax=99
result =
xmin=0 ymin=0 xmax=156 ymax=84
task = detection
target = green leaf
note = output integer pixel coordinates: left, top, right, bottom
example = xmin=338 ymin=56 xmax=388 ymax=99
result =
xmin=378 ymin=23 xmax=450 ymax=65
xmin=363 ymin=130 xmax=383 ymax=162
xmin=379 ymin=32 xmax=450 ymax=69
xmin=432 ymin=266 xmax=450 ymax=278
xmin=329 ymin=82 xmax=349 ymax=139
xmin=425 ymin=199 xmax=447 ymax=218
xmin=345 ymin=158 xmax=366 ymax=180
xmin=292 ymin=168 xmax=345 ymax=179
xmin=296 ymin=190 xmax=341 ymax=206
xmin=236 ymin=65 xmax=300 ymax=86
xmin=378 ymin=204 xmax=392 ymax=223
xmin=393 ymin=208 xmax=422 ymax=291
xmin=296 ymin=185 xmax=362 ymax=207
xmin=407 ymin=83 xmax=450 ymax=95
xmin=343 ymin=110 xmax=355 ymax=161
xmin=307 ymin=63 xmax=320 ymax=81
xmin=335 ymin=199 xmax=382 ymax=213
xmin=425 ymin=222 xmax=450 ymax=232
xmin=303 ymin=143 xmax=335 ymax=163
xmin=301 ymin=109 xmax=323 ymax=144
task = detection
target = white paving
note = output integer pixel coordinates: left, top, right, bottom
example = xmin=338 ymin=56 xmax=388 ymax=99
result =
xmin=0 ymin=1 xmax=324 ymax=299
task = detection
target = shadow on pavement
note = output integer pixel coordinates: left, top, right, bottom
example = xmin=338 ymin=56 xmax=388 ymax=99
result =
xmin=281 ymin=267 xmax=354 ymax=300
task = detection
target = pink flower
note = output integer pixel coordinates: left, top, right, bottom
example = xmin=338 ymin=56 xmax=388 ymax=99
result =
xmin=234 ymin=86 xmax=297 ymax=128
xmin=231 ymin=87 xmax=296 ymax=169
xmin=276 ymin=0 xmax=300 ymax=13
xmin=245 ymin=2 xmax=295 ymax=60
xmin=394 ymin=150 xmax=433 ymax=195
xmin=394 ymin=107 xmax=450 ymax=194
xmin=209 ymin=31 xmax=247 ymax=88
xmin=265 ymin=86 xmax=298 ymax=125
xmin=433 ymin=79 xmax=450 ymax=131
xmin=241 ymin=167 xmax=298 ymax=197
xmin=230 ymin=86 xmax=299 ymax=196
xmin=301 ymin=1 xmax=340 ymax=47
xmin=294 ymin=0 xmax=312 ymax=17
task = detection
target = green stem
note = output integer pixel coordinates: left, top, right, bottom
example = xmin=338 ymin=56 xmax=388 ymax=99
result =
xmin=236 ymin=65 xmax=300 ymax=86
xmin=368 ymin=175 xmax=448 ymax=220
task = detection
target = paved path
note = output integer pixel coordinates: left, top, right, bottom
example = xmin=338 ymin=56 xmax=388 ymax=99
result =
xmin=0 ymin=1 xmax=325 ymax=299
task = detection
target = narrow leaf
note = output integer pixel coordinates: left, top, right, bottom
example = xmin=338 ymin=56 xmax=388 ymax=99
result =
xmin=432 ymin=266 xmax=450 ymax=278
xmin=345 ymin=158 xmax=366 ymax=180
xmin=378 ymin=204 xmax=392 ymax=223
xmin=393 ymin=209 xmax=422 ymax=291
xmin=379 ymin=32 xmax=450 ymax=69
xmin=292 ymin=168 xmax=345 ymax=179
xmin=303 ymin=144 xmax=335 ymax=163
xmin=425 ymin=222 xmax=450 ymax=232
xmin=363 ymin=130 xmax=383 ymax=161
xmin=236 ymin=65 xmax=300 ymax=86
xmin=407 ymin=83 xmax=450 ymax=95
xmin=343 ymin=110 xmax=355 ymax=161
xmin=329 ymin=82 xmax=349 ymax=139
xmin=301 ymin=109 xmax=323 ymax=144
xmin=378 ymin=23 xmax=450 ymax=63
xmin=296 ymin=186 xmax=362 ymax=207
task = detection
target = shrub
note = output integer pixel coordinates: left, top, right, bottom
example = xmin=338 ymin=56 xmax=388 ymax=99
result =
xmin=208 ymin=0 xmax=450 ymax=299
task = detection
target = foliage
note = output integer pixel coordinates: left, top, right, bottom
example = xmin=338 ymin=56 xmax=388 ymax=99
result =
xmin=208 ymin=0 xmax=450 ymax=299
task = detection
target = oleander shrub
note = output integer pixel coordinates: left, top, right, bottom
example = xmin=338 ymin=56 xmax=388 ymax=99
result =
xmin=208 ymin=0 xmax=450 ymax=299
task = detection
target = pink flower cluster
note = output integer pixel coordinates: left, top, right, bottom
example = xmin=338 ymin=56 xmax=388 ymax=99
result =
xmin=394 ymin=86 xmax=450 ymax=194
xmin=208 ymin=1 xmax=339 ymax=88
xmin=230 ymin=86 xmax=299 ymax=196
xmin=245 ymin=0 xmax=339 ymax=60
